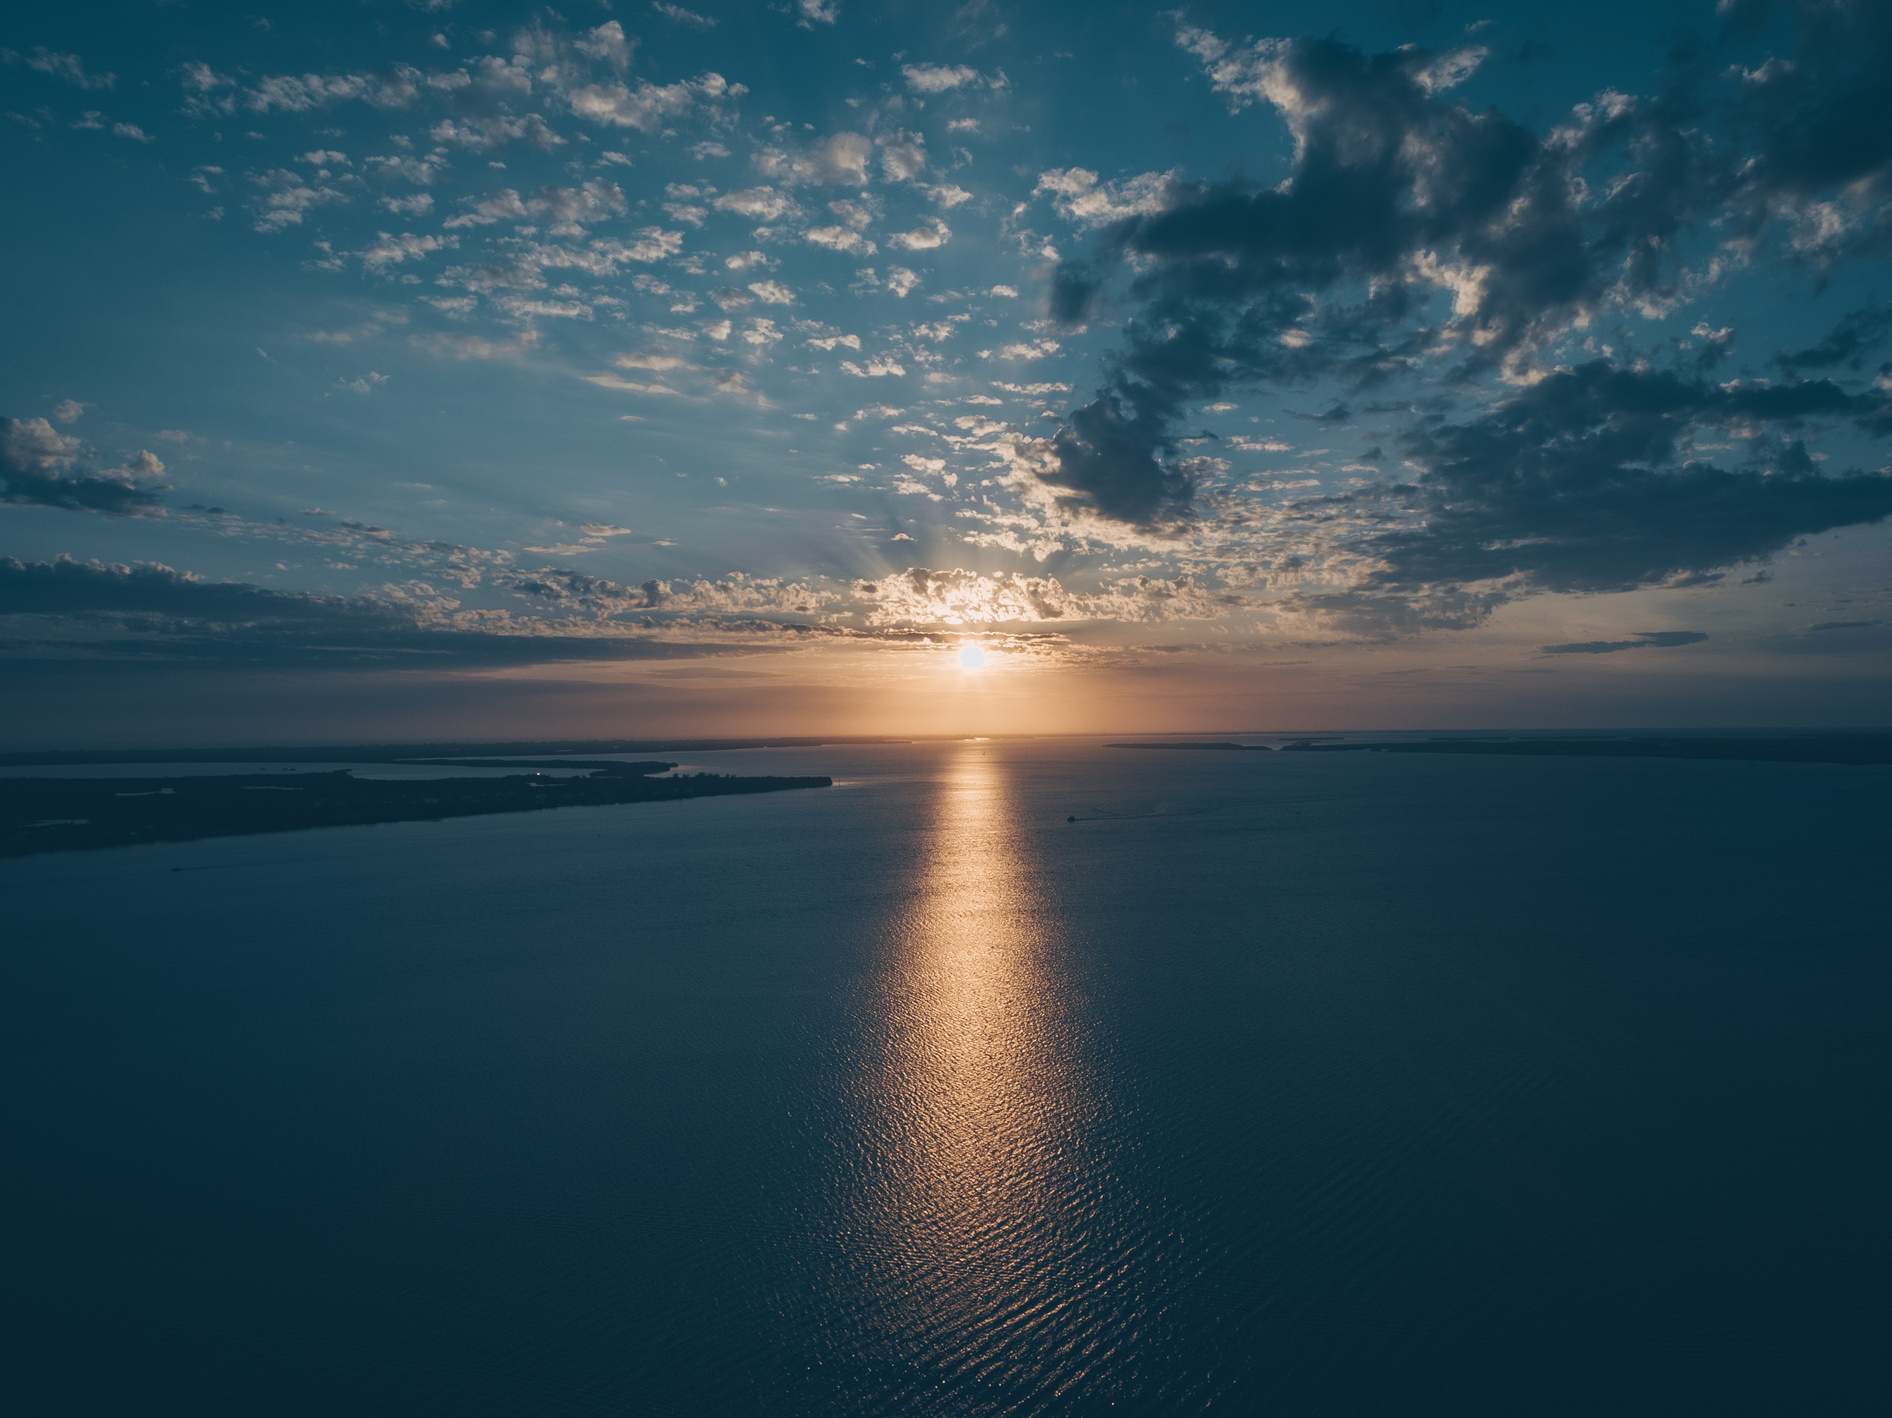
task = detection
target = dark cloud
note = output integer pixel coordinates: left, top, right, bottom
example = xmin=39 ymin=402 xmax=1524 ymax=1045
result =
xmin=1367 ymin=362 xmax=1892 ymax=595
xmin=0 ymin=557 xmax=745 ymax=668
xmin=1036 ymin=30 xmax=1720 ymax=524
xmin=1775 ymin=304 xmax=1892 ymax=374
xmin=1541 ymin=631 xmax=1709 ymax=655
xmin=1040 ymin=392 xmax=1195 ymax=527
xmin=1036 ymin=9 xmax=1892 ymax=622
xmin=1721 ymin=1 xmax=1892 ymax=266
xmin=3 ymin=417 xmax=167 ymax=516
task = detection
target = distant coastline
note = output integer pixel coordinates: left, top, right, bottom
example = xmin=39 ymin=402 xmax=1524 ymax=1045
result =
xmin=1276 ymin=735 xmax=1892 ymax=766
xmin=1104 ymin=735 xmax=1892 ymax=766
xmin=1 ymin=760 xmax=831 ymax=858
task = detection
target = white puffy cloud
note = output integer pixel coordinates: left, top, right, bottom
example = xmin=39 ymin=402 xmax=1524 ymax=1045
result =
xmin=248 ymin=168 xmax=348 ymax=233
xmin=981 ymin=339 xmax=1060 ymax=361
xmin=713 ymin=186 xmax=795 ymax=221
xmin=379 ymin=192 xmax=434 ymax=216
xmin=663 ymin=182 xmax=713 ymax=225
xmin=753 ymin=132 xmax=872 ymax=186
xmin=429 ymin=113 xmax=564 ymax=152
xmin=806 ymin=226 xmax=877 ymax=255
xmin=856 ymin=567 xmax=1234 ymax=625
xmin=901 ymin=64 xmax=981 ymax=94
xmin=3 ymin=417 xmax=81 ymax=469
xmin=567 ymin=71 xmax=743 ymax=133
xmin=359 ymin=231 xmax=456 ymax=271
xmin=443 ymin=189 xmax=531 ymax=228
xmin=886 ymin=217 xmax=951 ymax=251
xmin=573 ymin=20 xmax=635 ymax=70
xmin=747 ymin=280 xmax=795 ymax=304
xmin=365 ymin=153 xmax=447 ymax=186
xmin=841 ymin=357 xmax=907 ymax=377
xmin=531 ymin=180 xmax=628 ymax=232
xmin=612 ymin=227 xmax=687 ymax=262
xmin=878 ymin=130 xmax=926 ymax=183
xmin=244 ymin=67 xmax=421 ymax=114
xmin=1035 ymin=167 xmax=1179 ymax=227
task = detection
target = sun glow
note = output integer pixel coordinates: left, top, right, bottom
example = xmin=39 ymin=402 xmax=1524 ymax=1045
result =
xmin=958 ymin=644 xmax=987 ymax=670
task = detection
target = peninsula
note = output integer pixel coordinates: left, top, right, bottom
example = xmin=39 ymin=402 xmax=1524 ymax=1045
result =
xmin=1 ymin=760 xmax=831 ymax=858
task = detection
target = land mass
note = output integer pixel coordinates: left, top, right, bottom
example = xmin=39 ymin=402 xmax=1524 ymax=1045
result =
xmin=0 ymin=737 xmax=903 ymax=768
xmin=1276 ymin=735 xmax=1892 ymax=766
xmin=1104 ymin=742 xmax=1271 ymax=751
xmin=1 ymin=763 xmax=831 ymax=858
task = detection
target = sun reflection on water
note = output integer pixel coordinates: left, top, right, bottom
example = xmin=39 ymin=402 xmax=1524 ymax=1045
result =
xmin=853 ymin=742 xmax=1106 ymax=1389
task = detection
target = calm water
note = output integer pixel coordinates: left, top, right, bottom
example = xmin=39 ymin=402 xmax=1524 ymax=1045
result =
xmin=4 ymin=740 xmax=1888 ymax=1414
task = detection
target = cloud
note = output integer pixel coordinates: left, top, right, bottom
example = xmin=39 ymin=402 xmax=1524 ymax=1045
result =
xmin=243 ymin=67 xmax=422 ymax=114
xmin=901 ymin=64 xmax=981 ymax=94
xmin=1016 ymin=9 xmax=1892 ymax=599
xmin=1036 ymin=168 xmax=1179 ymax=228
xmin=796 ymin=1 xmax=838 ymax=27
xmin=414 ymin=330 xmax=541 ymax=360
xmin=753 ymin=133 xmax=872 ymax=186
xmin=652 ymin=3 xmax=717 ymax=29
xmin=1717 ymin=4 xmax=1892 ymax=269
xmin=359 ymin=231 xmax=456 ymax=270
xmin=886 ymin=217 xmax=951 ymax=251
xmin=16 ymin=48 xmax=115 ymax=90
xmin=1040 ymin=394 xmax=1195 ymax=528
xmin=713 ymin=186 xmax=796 ymax=221
xmin=0 ymin=557 xmax=760 ymax=668
xmin=248 ymin=168 xmax=348 ymax=232
xmin=1541 ymin=631 xmax=1709 ymax=654
xmin=806 ymin=226 xmax=877 ymax=256
xmin=1367 ymin=362 xmax=1892 ymax=597
xmin=567 ymin=71 xmax=743 ymax=132
xmin=853 ymin=567 xmax=1238 ymax=626
xmin=879 ymin=130 xmax=927 ymax=183
xmin=2 ymin=419 xmax=167 ymax=516
xmin=428 ymin=112 xmax=564 ymax=153
xmin=51 ymin=401 xmax=85 ymax=424
xmin=1776 ymin=304 xmax=1892 ymax=374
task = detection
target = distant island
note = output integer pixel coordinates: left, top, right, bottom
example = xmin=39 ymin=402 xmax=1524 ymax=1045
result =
xmin=1276 ymin=735 xmax=1892 ymax=766
xmin=1104 ymin=742 xmax=1272 ymax=751
xmin=1 ymin=760 xmax=831 ymax=858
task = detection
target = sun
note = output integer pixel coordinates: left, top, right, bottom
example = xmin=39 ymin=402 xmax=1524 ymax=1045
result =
xmin=958 ymin=643 xmax=987 ymax=670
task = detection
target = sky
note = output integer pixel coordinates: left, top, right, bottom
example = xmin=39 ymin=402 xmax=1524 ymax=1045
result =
xmin=3 ymin=0 xmax=1891 ymax=744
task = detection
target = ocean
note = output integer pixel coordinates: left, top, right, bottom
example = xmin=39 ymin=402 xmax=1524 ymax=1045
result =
xmin=4 ymin=738 xmax=1887 ymax=1414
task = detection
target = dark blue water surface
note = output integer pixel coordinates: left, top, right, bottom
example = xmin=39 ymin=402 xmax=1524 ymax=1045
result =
xmin=4 ymin=740 xmax=1888 ymax=1414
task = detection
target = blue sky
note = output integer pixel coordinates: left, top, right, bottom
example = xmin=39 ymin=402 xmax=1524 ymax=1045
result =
xmin=3 ymin=1 xmax=1890 ymax=741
